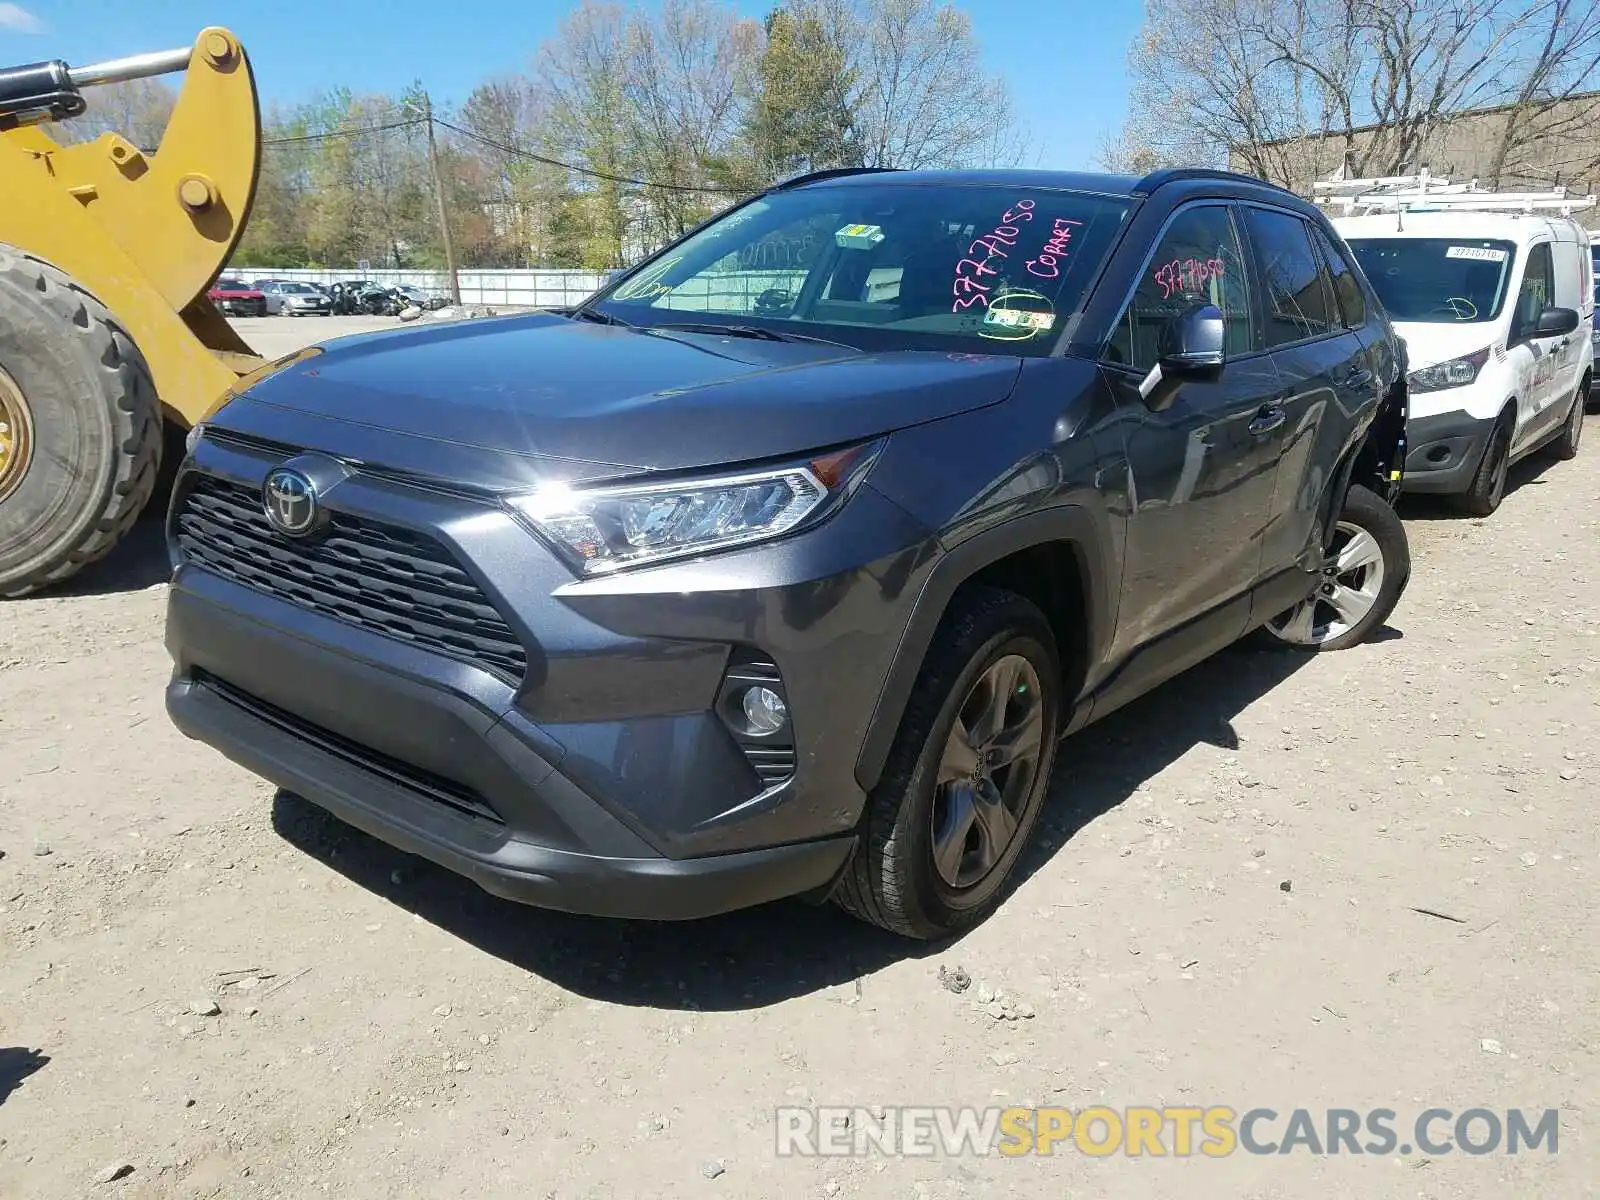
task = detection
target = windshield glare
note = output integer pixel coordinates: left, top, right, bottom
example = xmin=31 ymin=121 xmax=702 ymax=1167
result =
xmin=592 ymin=183 xmax=1133 ymax=355
xmin=1345 ymin=237 xmax=1516 ymax=323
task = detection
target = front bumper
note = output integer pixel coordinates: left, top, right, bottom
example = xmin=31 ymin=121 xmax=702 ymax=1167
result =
xmin=1399 ymin=407 xmax=1494 ymax=495
xmin=217 ymin=298 xmax=267 ymax=316
xmin=163 ymin=428 xmax=933 ymax=919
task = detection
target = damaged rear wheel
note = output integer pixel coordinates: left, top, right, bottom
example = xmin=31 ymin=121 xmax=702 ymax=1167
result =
xmin=1259 ymin=484 xmax=1409 ymax=653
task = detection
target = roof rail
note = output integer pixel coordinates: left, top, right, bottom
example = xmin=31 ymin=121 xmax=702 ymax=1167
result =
xmin=768 ymin=166 xmax=900 ymax=192
xmin=1133 ymin=167 xmax=1295 ymax=196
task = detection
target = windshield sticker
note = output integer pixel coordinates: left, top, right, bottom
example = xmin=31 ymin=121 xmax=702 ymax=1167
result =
xmin=979 ymin=288 xmax=1055 ymax=340
xmin=1445 ymin=245 xmax=1508 ymax=262
xmin=954 ymin=200 xmax=1037 ymax=311
xmin=1026 ymin=218 xmax=1084 ymax=279
xmin=1152 ymin=257 xmax=1225 ymax=299
xmin=835 ymin=223 xmax=885 ymax=251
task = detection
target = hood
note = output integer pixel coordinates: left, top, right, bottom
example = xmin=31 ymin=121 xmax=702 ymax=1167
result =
xmin=220 ymin=312 xmax=1026 ymax=484
xmin=1391 ymin=321 xmax=1502 ymax=371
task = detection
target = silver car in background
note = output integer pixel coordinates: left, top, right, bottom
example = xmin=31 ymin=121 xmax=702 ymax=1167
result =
xmin=255 ymin=280 xmax=332 ymax=317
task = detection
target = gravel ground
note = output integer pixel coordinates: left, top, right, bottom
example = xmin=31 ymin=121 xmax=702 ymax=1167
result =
xmin=0 ymin=328 xmax=1594 ymax=1198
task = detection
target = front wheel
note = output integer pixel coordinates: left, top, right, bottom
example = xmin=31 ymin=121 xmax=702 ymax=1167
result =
xmin=833 ymin=587 xmax=1060 ymax=940
xmin=1457 ymin=421 xmax=1510 ymax=516
xmin=1259 ymin=484 xmax=1409 ymax=653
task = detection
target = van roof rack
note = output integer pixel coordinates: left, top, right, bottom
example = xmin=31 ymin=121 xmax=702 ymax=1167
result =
xmin=1315 ymin=169 xmax=1596 ymax=217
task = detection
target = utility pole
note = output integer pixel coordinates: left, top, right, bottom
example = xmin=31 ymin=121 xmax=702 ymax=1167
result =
xmin=420 ymin=91 xmax=461 ymax=305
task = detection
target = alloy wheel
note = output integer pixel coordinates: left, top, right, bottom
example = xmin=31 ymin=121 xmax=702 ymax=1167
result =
xmin=0 ymin=364 xmax=35 ymax=504
xmin=930 ymin=654 xmax=1046 ymax=890
xmin=1267 ymin=520 xmax=1387 ymax=647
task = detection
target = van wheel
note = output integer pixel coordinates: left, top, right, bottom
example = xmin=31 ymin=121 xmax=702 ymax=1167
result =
xmin=833 ymin=587 xmax=1060 ymax=940
xmin=1457 ymin=422 xmax=1510 ymax=516
xmin=1549 ymin=386 xmax=1585 ymax=461
xmin=1258 ymin=484 xmax=1408 ymax=653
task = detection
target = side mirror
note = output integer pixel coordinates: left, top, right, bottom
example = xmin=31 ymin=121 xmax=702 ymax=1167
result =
xmin=1141 ymin=303 xmax=1226 ymax=412
xmin=1534 ymin=306 xmax=1580 ymax=337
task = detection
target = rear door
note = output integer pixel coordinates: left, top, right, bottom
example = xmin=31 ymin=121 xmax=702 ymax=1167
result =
xmin=1101 ymin=202 xmax=1284 ymax=658
xmin=1238 ymin=204 xmax=1374 ymax=577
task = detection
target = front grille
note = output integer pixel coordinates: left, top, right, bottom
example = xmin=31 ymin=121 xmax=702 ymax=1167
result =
xmin=196 ymin=671 xmax=503 ymax=826
xmin=175 ymin=473 xmax=528 ymax=684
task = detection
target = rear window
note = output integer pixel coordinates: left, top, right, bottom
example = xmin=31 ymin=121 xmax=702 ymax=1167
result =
xmin=1344 ymin=237 xmax=1516 ymax=323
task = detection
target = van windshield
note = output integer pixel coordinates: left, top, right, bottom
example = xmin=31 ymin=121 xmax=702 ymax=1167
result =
xmin=1345 ymin=237 xmax=1516 ymax=323
xmin=588 ymin=182 xmax=1134 ymax=356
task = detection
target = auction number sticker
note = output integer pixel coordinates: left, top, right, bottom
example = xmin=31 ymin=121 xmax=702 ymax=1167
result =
xmin=1445 ymin=246 xmax=1508 ymax=262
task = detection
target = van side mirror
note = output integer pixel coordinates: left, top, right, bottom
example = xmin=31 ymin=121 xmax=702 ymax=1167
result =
xmin=1534 ymin=306 xmax=1579 ymax=337
xmin=1140 ymin=303 xmax=1226 ymax=412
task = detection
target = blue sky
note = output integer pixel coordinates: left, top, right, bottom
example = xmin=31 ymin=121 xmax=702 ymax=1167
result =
xmin=0 ymin=0 xmax=1140 ymax=169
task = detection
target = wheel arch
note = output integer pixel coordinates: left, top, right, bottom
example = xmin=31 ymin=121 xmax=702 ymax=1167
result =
xmin=853 ymin=505 xmax=1113 ymax=793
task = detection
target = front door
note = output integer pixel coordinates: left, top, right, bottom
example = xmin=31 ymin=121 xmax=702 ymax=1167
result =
xmin=1508 ymin=240 xmax=1562 ymax=450
xmin=1101 ymin=203 xmax=1283 ymax=660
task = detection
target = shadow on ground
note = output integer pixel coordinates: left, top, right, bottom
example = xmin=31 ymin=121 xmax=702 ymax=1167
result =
xmin=38 ymin=514 xmax=170 ymax=597
xmin=0 ymin=1048 xmax=49 ymax=1107
xmin=272 ymin=633 xmax=1351 ymax=1012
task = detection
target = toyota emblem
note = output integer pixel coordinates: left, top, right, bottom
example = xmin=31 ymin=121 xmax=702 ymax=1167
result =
xmin=263 ymin=467 xmax=318 ymax=536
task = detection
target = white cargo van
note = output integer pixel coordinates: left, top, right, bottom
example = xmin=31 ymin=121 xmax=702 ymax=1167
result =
xmin=1334 ymin=211 xmax=1594 ymax=514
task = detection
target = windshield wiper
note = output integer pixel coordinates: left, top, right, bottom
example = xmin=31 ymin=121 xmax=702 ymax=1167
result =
xmin=648 ymin=322 xmax=857 ymax=351
xmin=571 ymin=307 xmax=634 ymax=328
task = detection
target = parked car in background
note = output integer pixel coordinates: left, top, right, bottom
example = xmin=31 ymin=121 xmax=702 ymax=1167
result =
xmin=1336 ymin=211 xmax=1593 ymax=514
xmin=257 ymin=280 xmax=332 ymax=317
xmin=166 ymin=167 xmax=1411 ymax=940
xmin=329 ymin=280 xmax=390 ymax=315
xmin=207 ymin=276 xmax=267 ymax=317
xmin=391 ymin=284 xmax=449 ymax=311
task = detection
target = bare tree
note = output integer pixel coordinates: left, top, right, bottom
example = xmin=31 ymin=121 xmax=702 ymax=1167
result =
xmin=1114 ymin=0 xmax=1600 ymax=192
xmin=56 ymin=77 xmax=175 ymax=151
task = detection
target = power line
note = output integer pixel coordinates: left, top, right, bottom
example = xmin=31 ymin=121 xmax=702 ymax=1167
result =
xmin=432 ymin=116 xmax=741 ymax=195
xmin=263 ymin=118 xmax=426 ymax=147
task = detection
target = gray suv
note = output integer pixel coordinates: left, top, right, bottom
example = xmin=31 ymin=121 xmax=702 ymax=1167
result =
xmin=164 ymin=167 xmax=1411 ymax=939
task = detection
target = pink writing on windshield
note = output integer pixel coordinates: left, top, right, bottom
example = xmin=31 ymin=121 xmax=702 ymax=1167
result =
xmin=953 ymin=200 xmax=1035 ymax=311
xmin=1025 ymin=218 xmax=1084 ymax=279
xmin=1152 ymin=257 xmax=1226 ymax=299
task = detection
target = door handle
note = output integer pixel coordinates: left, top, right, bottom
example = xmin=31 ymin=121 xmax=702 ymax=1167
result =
xmin=1248 ymin=404 xmax=1286 ymax=436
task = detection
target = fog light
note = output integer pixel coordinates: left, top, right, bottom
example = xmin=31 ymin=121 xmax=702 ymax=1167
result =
xmin=742 ymin=685 xmax=788 ymax=735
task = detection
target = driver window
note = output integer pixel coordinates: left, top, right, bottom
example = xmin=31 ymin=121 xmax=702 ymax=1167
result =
xmin=1513 ymin=243 xmax=1554 ymax=338
xmin=1105 ymin=206 xmax=1252 ymax=372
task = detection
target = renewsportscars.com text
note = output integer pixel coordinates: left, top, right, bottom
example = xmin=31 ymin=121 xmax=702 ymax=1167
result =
xmin=775 ymin=1105 xmax=1560 ymax=1158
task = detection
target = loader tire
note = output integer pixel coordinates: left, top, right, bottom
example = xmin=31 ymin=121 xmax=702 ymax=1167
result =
xmin=0 ymin=246 xmax=162 ymax=597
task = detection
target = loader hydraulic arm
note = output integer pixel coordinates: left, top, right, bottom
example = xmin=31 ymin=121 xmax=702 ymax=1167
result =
xmin=0 ymin=26 xmax=266 ymax=427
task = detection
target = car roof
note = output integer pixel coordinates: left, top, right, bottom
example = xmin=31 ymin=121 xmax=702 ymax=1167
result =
xmin=780 ymin=166 xmax=1307 ymax=206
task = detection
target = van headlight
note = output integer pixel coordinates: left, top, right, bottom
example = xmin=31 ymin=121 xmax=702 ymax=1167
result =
xmin=1407 ymin=346 xmax=1491 ymax=393
xmin=508 ymin=441 xmax=882 ymax=574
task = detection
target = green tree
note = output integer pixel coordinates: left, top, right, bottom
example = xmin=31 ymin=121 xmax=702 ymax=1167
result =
xmin=744 ymin=4 xmax=861 ymax=184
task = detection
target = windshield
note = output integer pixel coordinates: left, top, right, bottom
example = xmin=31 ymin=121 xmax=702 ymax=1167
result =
xmin=283 ymin=283 xmax=318 ymax=294
xmin=589 ymin=182 xmax=1133 ymax=356
xmin=1345 ymin=237 xmax=1516 ymax=323
xmin=216 ymin=278 xmax=249 ymax=290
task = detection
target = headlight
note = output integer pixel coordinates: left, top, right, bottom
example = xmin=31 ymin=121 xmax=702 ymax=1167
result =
xmin=508 ymin=441 xmax=882 ymax=575
xmin=1407 ymin=346 xmax=1491 ymax=393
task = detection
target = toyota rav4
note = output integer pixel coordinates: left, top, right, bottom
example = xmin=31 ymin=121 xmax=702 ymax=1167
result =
xmin=164 ymin=167 xmax=1411 ymax=940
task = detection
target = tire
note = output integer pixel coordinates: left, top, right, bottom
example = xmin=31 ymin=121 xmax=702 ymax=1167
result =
xmin=1257 ymin=484 xmax=1409 ymax=654
xmin=1457 ymin=419 xmax=1510 ymax=516
xmin=0 ymin=246 xmax=161 ymax=597
xmin=833 ymin=586 xmax=1061 ymax=940
xmin=1548 ymin=383 xmax=1586 ymax=461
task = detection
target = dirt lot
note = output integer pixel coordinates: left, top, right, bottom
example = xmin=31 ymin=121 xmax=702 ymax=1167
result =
xmin=1 ymin=320 xmax=1594 ymax=1198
